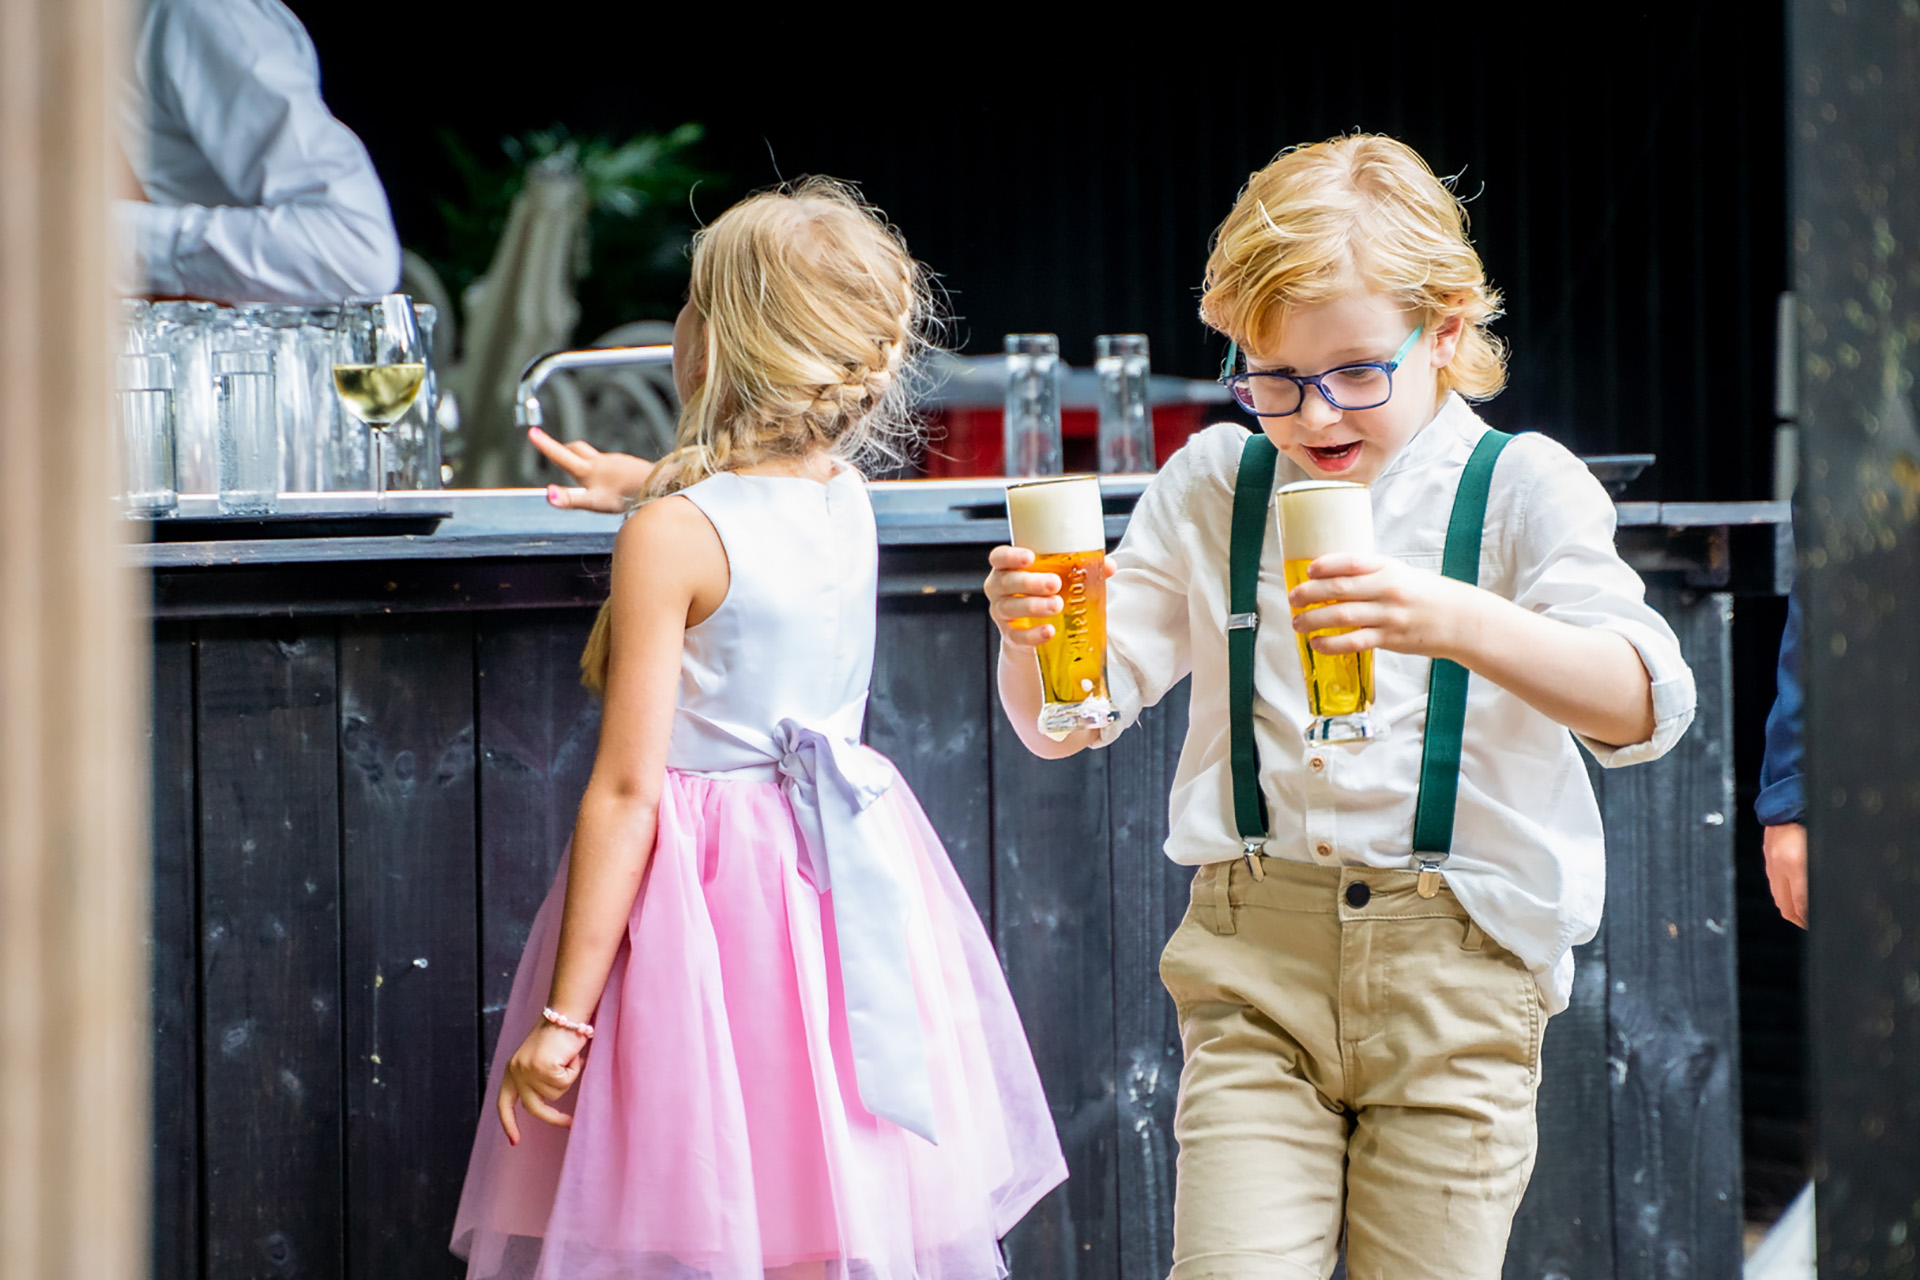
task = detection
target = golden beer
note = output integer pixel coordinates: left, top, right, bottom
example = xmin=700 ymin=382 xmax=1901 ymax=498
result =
xmin=1276 ymin=480 xmax=1384 ymax=744
xmin=1007 ymin=475 xmax=1120 ymax=739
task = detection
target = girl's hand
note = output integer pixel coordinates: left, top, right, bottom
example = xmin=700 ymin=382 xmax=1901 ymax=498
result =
xmin=983 ymin=545 xmax=1119 ymax=648
xmin=495 ymin=1021 xmax=589 ymax=1145
xmin=529 ymin=427 xmax=656 ymax=513
xmin=1285 ymin=552 xmax=1474 ymax=659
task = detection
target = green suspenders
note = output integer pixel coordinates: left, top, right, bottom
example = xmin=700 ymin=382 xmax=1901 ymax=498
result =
xmin=1227 ymin=428 xmax=1514 ymax=893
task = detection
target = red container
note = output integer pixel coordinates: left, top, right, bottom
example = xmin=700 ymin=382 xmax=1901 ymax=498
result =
xmin=920 ymin=403 xmax=1224 ymax=478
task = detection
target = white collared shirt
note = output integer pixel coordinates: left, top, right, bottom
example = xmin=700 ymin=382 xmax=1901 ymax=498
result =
xmin=1098 ymin=395 xmax=1697 ymax=1012
xmin=116 ymin=0 xmax=402 ymax=305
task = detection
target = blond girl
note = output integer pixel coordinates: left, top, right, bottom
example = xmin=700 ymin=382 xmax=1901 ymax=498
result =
xmin=453 ymin=179 xmax=1065 ymax=1279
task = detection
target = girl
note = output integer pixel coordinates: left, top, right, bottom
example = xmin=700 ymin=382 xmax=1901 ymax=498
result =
xmin=985 ymin=135 xmax=1696 ymax=1277
xmin=453 ymin=179 xmax=1066 ymax=1279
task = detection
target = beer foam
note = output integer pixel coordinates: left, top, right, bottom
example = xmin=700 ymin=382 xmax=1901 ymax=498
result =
xmin=1007 ymin=475 xmax=1105 ymax=553
xmin=1276 ymin=481 xmax=1375 ymax=560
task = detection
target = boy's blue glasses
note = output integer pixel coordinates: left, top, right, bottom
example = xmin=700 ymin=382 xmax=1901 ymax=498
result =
xmin=1219 ymin=326 xmax=1424 ymax=417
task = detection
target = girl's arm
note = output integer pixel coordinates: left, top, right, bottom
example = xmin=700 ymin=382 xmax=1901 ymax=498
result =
xmin=1287 ymin=554 xmax=1656 ymax=748
xmin=496 ymin=494 xmax=727 ymax=1143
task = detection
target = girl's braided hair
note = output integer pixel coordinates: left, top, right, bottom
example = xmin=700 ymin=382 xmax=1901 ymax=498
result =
xmin=581 ymin=177 xmax=935 ymax=694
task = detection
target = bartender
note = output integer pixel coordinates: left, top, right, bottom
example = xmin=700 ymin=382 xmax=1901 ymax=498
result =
xmin=116 ymin=0 xmax=401 ymax=305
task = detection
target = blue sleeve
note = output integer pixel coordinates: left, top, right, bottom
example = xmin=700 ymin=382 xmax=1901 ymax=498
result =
xmin=1755 ymin=583 xmax=1806 ymax=826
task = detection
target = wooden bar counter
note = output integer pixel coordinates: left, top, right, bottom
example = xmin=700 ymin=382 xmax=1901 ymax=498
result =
xmin=139 ymin=480 xmax=1786 ymax=1280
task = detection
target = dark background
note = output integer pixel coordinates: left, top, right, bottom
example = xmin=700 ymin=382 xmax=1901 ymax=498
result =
xmin=289 ymin=0 xmax=1809 ymax=1223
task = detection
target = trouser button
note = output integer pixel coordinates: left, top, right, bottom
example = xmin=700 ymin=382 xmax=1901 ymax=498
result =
xmin=1344 ymin=881 xmax=1371 ymax=909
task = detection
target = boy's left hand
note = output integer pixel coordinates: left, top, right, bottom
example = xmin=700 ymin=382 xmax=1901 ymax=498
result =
xmin=1285 ymin=552 xmax=1473 ymax=659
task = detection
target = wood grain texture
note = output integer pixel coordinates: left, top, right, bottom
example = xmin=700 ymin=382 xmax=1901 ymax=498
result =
xmin=150 ymin=624 xmax=200 ymax=1280
xmin=339 ymin=618 xmax=478 ymax=1279
xmin=1108 ymin=678 xmax=1192 ymax=1280
xmin=196 ymin=623 xmax=344 ymax=1278
xmin=868 ymin=598 xmax=994 ymax=923
xmin=1505 ymin=932 xmax=1617 ymax=1280
xmin=475 ymin=611 xmax=602 ymax=1071
xmin=991 ymin=620 xmax=1119 ymax=1277
xmin=1601 ymin=589 xmax=1742 ymax=1280
xmin=1792 ymin=2 xmax=1920 ymax=1270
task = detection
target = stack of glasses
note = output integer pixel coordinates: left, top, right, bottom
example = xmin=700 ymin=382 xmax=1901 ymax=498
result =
xmin=116 ymin=298 xmax=444 ymax=518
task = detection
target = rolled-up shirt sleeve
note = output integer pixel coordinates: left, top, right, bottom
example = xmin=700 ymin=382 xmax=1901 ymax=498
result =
xmin=1505 ymin=435 xmax=1696 ymax=768
xmin=127 ymin=0 xmax=401 ymax=304
xmin=1096 ymin=444 xmax=1202 ymax=744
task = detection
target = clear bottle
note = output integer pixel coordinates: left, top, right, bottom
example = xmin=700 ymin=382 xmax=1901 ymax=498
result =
xmin=1003 ymin=333 xmax=1062 ymax=477
xmin=1095 ymin=334 xmax=1154 ymax=474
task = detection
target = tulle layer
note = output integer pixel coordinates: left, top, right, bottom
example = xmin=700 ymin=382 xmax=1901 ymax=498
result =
xmin=451 ymin=768 xmax=1066 ymax=1279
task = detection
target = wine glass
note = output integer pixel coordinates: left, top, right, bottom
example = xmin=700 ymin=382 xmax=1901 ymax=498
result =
xmin=332 ymin=295 xmax=426 ymax=512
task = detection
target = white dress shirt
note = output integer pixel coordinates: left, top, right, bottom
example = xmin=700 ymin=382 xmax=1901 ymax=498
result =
xmin=116 ymin=0 xmax=402 ymax=305
xmin=1098 ymin=395 xmax=1697 ymax=1012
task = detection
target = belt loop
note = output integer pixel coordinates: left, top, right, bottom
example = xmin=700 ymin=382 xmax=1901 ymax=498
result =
xmin=1210 ymin=860 xmax=1238 ymax=936
xmin=1463 ymin=918 xmax=1486 ymax=952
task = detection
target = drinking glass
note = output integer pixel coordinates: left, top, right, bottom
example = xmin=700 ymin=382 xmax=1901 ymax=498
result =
xmin=333 ymin=295 xmax=427 ymax=512
xmin=117 ymin=354 xmax=177 ymax=517
xmin=1004 ymin=333 xmax=1062 ymax=477
xmin=1276 ymin=480 xmax=1384 ymax=744
xmin=214 ymin=350 xmax=278 ymax=515
xmin=1006 ymin=474 xmax=1118 ymax=739
xmin=150 ymin=300 xmax=220 ymax=494
xmin=1096 ymin=334 xmax=1154 ymax=474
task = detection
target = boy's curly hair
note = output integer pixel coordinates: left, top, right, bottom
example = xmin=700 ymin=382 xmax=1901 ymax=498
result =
xmin=1200 ymin=134 xmax=1506 ymax=400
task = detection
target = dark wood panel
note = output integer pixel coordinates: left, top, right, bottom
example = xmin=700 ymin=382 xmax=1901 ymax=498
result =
xmin=1107 ymin=678 xmax=1192 ymax=1280
xmin=475 ymin=611 xmax=602 ymax=1069
xmin=339 ymin=618 xmax=479 ymax=1280
xmin=150 ymin=623 xmax=200 ymax=1280
xmin=1793 ymin=1 xmax=1920 ymax=1270
xmin=991 ymin=620 xmax=1119 ymax=1277
xmin=1506 ymin=930 xmax=1616 ymax=1280
xmin=1602 ymin=589 xmax=1742 ymax=1280
xmin=196 ymin=622 xmax=344 ymax=1278
xmin=868 ymin=598 xmax=994 ymax=922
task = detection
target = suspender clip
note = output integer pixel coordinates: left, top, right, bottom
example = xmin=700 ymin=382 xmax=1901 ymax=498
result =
xmin=1242 ymin=838 xmax=1266 ymax=880
xmin=1415 ymin=856 xmax=1444 ymax=899
xmin=1226 ymin=612 xmax=1259 ymax=632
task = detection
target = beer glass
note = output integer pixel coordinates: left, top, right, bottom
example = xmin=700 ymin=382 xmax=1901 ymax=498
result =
xmin=1007 ymin=475 xmax=1119 ymax=739
xmin=1277 ymin=480 xmax=1383 ymax=744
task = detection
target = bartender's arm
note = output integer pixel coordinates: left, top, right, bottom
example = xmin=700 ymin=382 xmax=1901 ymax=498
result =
xmin=119 ymin=0 xmax=401 ymax=304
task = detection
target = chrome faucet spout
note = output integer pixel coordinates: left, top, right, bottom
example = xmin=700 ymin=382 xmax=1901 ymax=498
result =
xmin=513 ymin=344 xmax=675 ymax=428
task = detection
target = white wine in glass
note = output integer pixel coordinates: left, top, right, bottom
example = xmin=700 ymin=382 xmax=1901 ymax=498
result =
xmin=332 ymin=363 xmax=425 ymax=427
xmin=332 ymin=295 xmax=426 ymax=512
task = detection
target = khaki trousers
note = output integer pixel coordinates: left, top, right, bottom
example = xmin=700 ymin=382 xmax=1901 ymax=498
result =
xmin=1159 ymin=857 xmax=1546 ymax=1280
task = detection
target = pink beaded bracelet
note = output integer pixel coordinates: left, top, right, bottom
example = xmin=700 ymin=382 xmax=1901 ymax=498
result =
xmin=541 ymin=1006 xmax=595 ymax=1039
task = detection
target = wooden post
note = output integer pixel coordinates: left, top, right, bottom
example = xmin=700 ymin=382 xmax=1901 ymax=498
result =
xmin=1793 ymin=3 xmax=1920 ymax=1275
xmin=0 ymin=0 xmax=147 ymax=1276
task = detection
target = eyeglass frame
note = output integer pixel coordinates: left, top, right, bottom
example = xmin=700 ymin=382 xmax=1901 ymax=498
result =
xmin=1218 ymin=325 xmax=1424 ymax=418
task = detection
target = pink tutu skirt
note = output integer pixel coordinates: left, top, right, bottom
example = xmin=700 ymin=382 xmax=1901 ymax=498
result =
xmin=450 ymin=767 xmax=1067 ymax=1279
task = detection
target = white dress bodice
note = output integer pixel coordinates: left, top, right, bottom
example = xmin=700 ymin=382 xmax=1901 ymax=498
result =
xmin=666 ymin=466 xmax=878 ymax=770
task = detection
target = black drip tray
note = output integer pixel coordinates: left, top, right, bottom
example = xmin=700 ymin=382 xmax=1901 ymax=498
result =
xmin=143 ymin=510 xmax=451 ymax=542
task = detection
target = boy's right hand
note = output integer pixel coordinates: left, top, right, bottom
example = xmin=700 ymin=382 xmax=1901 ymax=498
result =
xmin=985 ymin=545 xmax=1065 ymax=647
xmin=985 ymin=545 xmax=1118 ymax=648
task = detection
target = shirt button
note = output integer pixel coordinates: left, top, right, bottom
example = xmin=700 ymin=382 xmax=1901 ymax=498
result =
xmin=1345 ymin=881 xmax=1371 ymax=909
xmin=1315 ymin=841 xmax=1333 ymax=858
xmin=1308 ymin=756 xmax=1326 ymax=773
